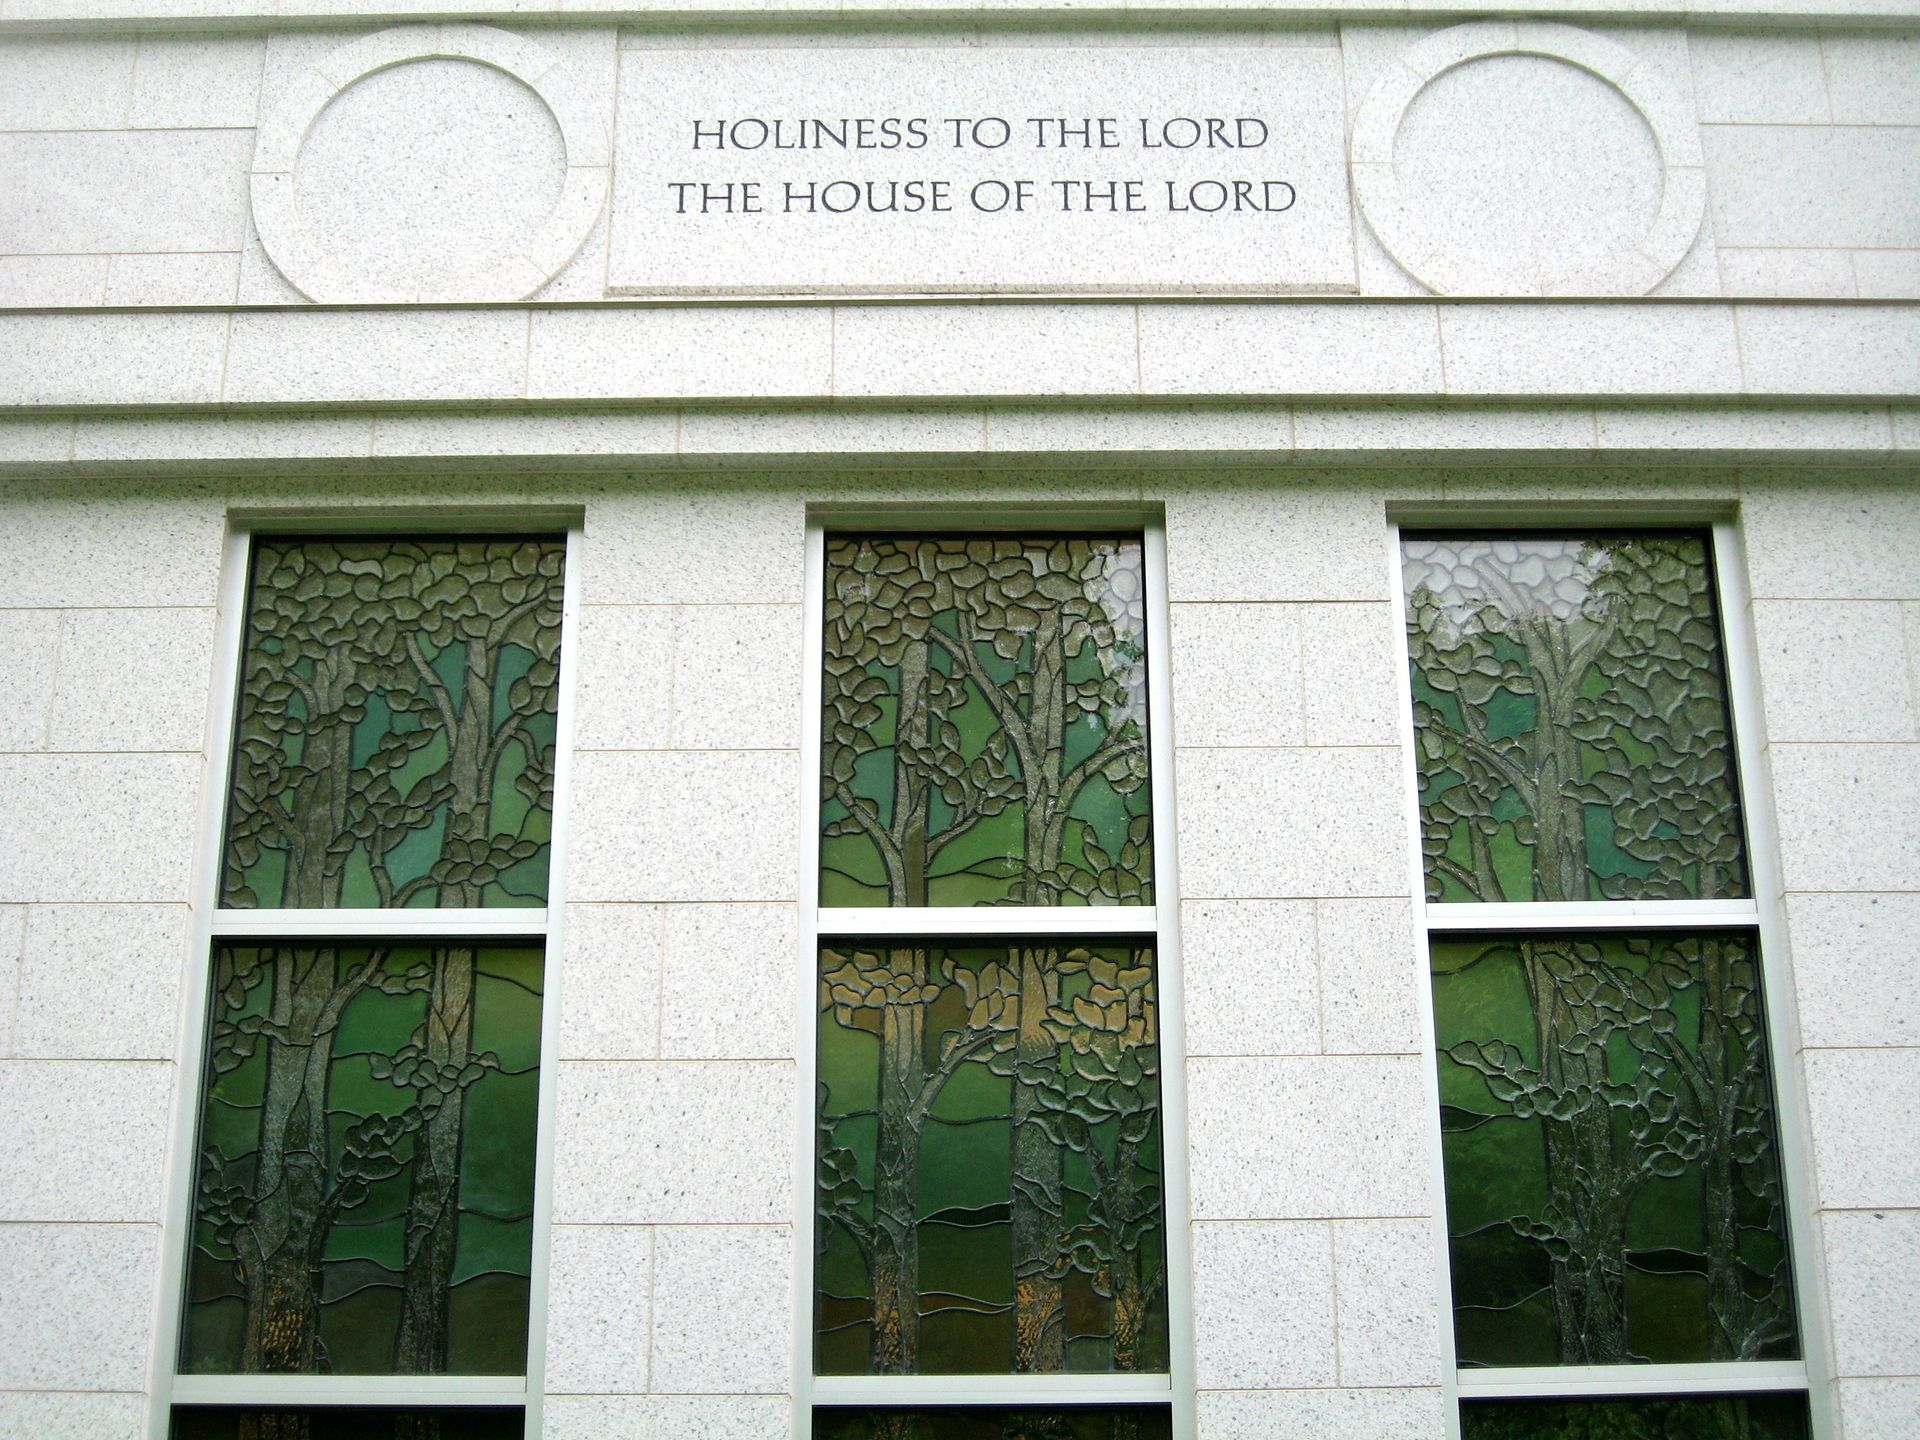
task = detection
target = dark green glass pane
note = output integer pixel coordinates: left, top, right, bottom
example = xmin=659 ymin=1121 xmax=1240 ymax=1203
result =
xmin=821 ymin=536 xmax=1152 ymax=907
xmin=171 ymin=1408 xmax=524 ymax=1440
xmin=815 ymin=1406 xmax=1172 ymax=1440
xmin=1402 ymin=534 xmax=1748 ymax=903
xmin=817 ymin=941 xmax=1168 ymax=1375
xmin=1461 ymin=1392 xmax=1810 ymax=1440
xmin=182 ymin=943 xmax=543 ymax=1375
xmin=1432 ymin=932 xmax=1798 ymax=1367
xmin=222 ymin=537 xmax=566 ymax=909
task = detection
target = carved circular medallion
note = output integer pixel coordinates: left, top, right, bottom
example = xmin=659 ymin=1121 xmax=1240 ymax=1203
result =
xmin=250 ymin=26 xmax=609 ymax=303
xmin=1349 ymin=22 xmax=1706 ymax=296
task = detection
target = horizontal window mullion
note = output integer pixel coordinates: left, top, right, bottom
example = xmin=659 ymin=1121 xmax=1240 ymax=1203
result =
xmin=210 ymin=908 xmax=549 ymax=939
xmin=169 ymin=1375 xmax=528 ymax=1405
xmin=1456 ymin=1361 xmax=1809 ymax=1399
xmin=1422 ymin=899 xmax=1760 ymax=933
xmin=812 ymin=1374 xmax=1174 ymax=1406
xmin=815 ymin=906 xmax=1154 ymax=938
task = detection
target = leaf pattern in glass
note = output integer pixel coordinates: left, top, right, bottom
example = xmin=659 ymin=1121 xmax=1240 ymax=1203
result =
xmin=182 ymin=943 xmax=543 ymax=1376
xmin=821 ymin=537 xmax=1151 ymax=907
xmin=816 ymin=942 xmax=1168 ymax=1375
xmin=814 ymin=1406 xmax=1172 ymax=1440
xmin=1432 ymin=932 xmax=1798 ymax=1368
xmin=222 ymin=538 xmax=565 ymax=909
xmin=1402 ymin=534 xmax=1748 ymax=903
xmin=1460 ymin=1393 xmax=1810 ymax=1440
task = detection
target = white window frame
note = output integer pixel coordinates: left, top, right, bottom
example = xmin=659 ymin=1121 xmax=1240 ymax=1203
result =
xmin=793 ymin=513 xmax=1198 ymax=1438
xmin=148 ymin=516 xmax=585 ymax=1440
xmin=1387 ymin=516 xmax=1835 ymax=1440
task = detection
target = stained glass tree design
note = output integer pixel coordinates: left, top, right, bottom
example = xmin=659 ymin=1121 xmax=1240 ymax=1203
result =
xmin=821 ymin=537 xmax=1151 ymax=908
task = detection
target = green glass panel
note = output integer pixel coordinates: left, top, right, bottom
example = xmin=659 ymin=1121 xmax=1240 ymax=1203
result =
xmin=1402 ymin=534 xmax=1748 ymax=903
xmin=171 ymin=1408 xmax=525 ymax=1440
xmin=814 ymin=1407 xmax=1172 ymax=1440
xmin=182 ymin=942 xmax=543 ymax=1375
xmin=821 ymin=536 xmax=1152 ymax=907
xmin=222 ymin=537 xmax=566 ymax=909
xmin=816 ymin=941 xmax=1168 ymax=1375
xmin=1432 ymin=932 xmax=1798 ymax=1367
xmin=1461 ymin=1392 xmax=1810 ymax=1440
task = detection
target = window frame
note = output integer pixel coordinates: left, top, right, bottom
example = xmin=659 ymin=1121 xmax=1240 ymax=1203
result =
xmin=1387 ymin=516 xmax=1834 ymax=1439
xmin=148 ymin=517 xmax=585 ymax=1440
xmin=793 ymin=513 xmax=1198 ymax=1435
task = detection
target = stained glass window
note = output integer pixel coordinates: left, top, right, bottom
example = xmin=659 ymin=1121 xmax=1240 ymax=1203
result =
xmin=816 ymin=941 xmax=1168 ymax=1376
xmin=182 ymin=942 xmax=543 ymax=1376
xmin=821 ymin=536 xmax=1152 ymax=908
xmin=1402 ymin=534 xmax=1747 ymax=904
xmin=171 ymin=1408 xmax=527 ymax=1440
xmin=223 ymin=538 xmax=566 ymax=910
xmin=813 ymin=1406 xmax=1174 ymax=1440
xmin=1459 ymin=1393 xmax=1810 ymax=1440
xmin=1432 ymin=932 xmax=1797 ymax=1368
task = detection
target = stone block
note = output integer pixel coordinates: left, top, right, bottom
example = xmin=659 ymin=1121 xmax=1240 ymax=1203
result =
xmin=1770 ymin=744 xmax=1920 ymax=893
xmin=0 ymin=610 xmax=60 ymax=752
xmin=987 ymin=405 xmax=1292 ymax=457
xmin=1179 ymin=899 xmax=1319 ymax=1057
xmin=0 ymin=255 xmax=107 ymax=306
xmin=1752 ymin=599 xmax=1916 ymax=743
xmin=1854 ymin=251 xmax=1920 ymax=300
xmin=1191 ymin=1220 xmax=1336 ymax=1388
xmin=72 ymin=414 xmax=374 ymax=466
xmin=1718 ymin=248 xmax=1857 ymax=299
xmin=1187 ymin=1055 xmax=1431 ymax=1218
xmin=1168 ymin=603 xmax=1304 ymax=748
xmin=1703 ymin=126 xmax=1920 ymax=249
xmin=1439 ymin=304 xmax=1744 ymax=396
xmin=1822 ymin=33 xmax=1920 ymax=126
xmin=1835 ymin=1378 xmax=1920 ymax=1440
xmin=835 ymin=304 xmax=1139 ymax=400
xmin=1299 ymin=601 xmax=1401 ymax=746
xmin=530 ymin=308 xmax=832 ymax=401
xmin=0 ymin=755 xmax=199 ymax=903
xmin=649 ymin=1225 xmax=791 ymax=1394
xmin=661 ymin=903 xmax=798 ymax=1061
xmin=552 ymin=1060 xmax=793 ymax=1224
xmin=1317 ymin=898 xmax=1421 ymax=1057
xmin=543 ymin=1396 xmax=788 ymax=1440
xmin=1333 ymin=1217 xmax=1443 ymax=1386
xmin=1139 ymin=304 xmax=1445 ymax=397
xmin=0 ymin=488 xmax=223 ymax=609
xmin=371 ymin=410 xmax=675 ymax=462
xmin=1176 ymin=747 xmax=1408 ymax=900
xmin=1741 ymin=481 xmax=1920 ymax=600
xmin=48 ymin=607 xmax=215 ymax=753
xmin=0 ymin=38 xmax=138 ymax=129
xmin=1162 ymin=483 xmax=1393 ymax=602
xmin=1195 ymin=1387 xmax=1448 ymax=1439
xmin=573 ymin=606 xmax=675 ymax=752
xmin=1738 ymin=304 xmax=1920 ymax=398
xmin=545 ymin=1224 xmax=653 ymax=1394
xmin=680 ymin=407 xmax=986 ymax=460
xmin=557 ymin=903 xmax=662 ymax=1061
xmin=15 ymin=904 xmax=186 ymax=1060
xmin=0 ymin=1393 xmax=144 ymax=1440
xmin=583 ymin=487 xmax=806 ymax=606
xmin=1688 ymin=32 xmax=1832 ymax=124
xmin=1824 ymin=1208 xmax=1920 ymax=1376
xmin=226 ymin=309 xmax=530 ymax=405
xmin=0 ymin=1060 xmax=172 ymax=1221
xmin=671 ymin=604 xmax=803 ymax=750
xmin=1594 ymin=406 xmax=1892 ymax=453
xmin=0 ymin=418 xmax=73 ymax=466
xmin=1804 ymin=1048 xmax=1920 ymax=1210
xmin=0 ymin=312 xmax=228 ymax=407
xmin=1292 ymin=404 xmax=1597 ymax=456
xmin=129 ymin=32 xmax=267 ymax=128
xmin=102 ymin=251 xmax=242 ymax=307
xmin=568 ymin=751 xmax=799 ymax=903
xmin=0 ymin=1223 xmax=156 ymax=1389
xmin=0 ymin=130 xmax=251 ymax=253
xmin=1784 ymin=894 xmax=1920 ymax=1050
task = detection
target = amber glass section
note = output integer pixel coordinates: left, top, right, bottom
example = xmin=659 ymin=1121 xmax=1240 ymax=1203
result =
xmin=222 ymin=537 xmax=566 ymax=909
xmin=816 ymin=941 xmax=1167 ymax=1375
xmin=171 ymin=1408 xmax=525 ymax=1440
xmin=1460 ymin=1392 xmax=1810 ymax=1439
xmin=182 ymin=943 xmax=543 ymax=1375
xmin=815 ymin=1407 xmax=1173 ymax=1440
xmin=821 ymin=536 xmax=1151 ymax=907
xmin=1433 ymin=932 xmax=1797 ymax=1368
xmin=1402 ymin=534 xmax=1748 ymax=903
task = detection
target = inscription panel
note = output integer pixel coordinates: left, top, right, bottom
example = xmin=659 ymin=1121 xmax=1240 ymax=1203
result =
xmin=609 ymin=47 xmax=1355 ymax=296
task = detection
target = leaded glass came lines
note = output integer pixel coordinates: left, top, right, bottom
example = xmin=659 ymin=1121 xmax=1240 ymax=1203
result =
xmin=182 ymin=943 xmax=543 ymax=1376
xmin=1432 ymin=932 xmax=1798 ymax=1369
xmin=222 ymin=538 xmax=565 ymax=910
xmin=821 ymin=537 xmax=1152 ymax=907
xmin=1402 ymin=535 xmax=1748 ymax=904
xmin=816 ymin=941 xmax=1168 ymax=1376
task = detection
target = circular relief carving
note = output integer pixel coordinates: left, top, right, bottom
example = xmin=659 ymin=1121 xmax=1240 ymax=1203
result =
xmin=251 ymin=25 xmax=609 ymax=303
xmin=1349 ymin=22 xmax=1706 ymax=297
